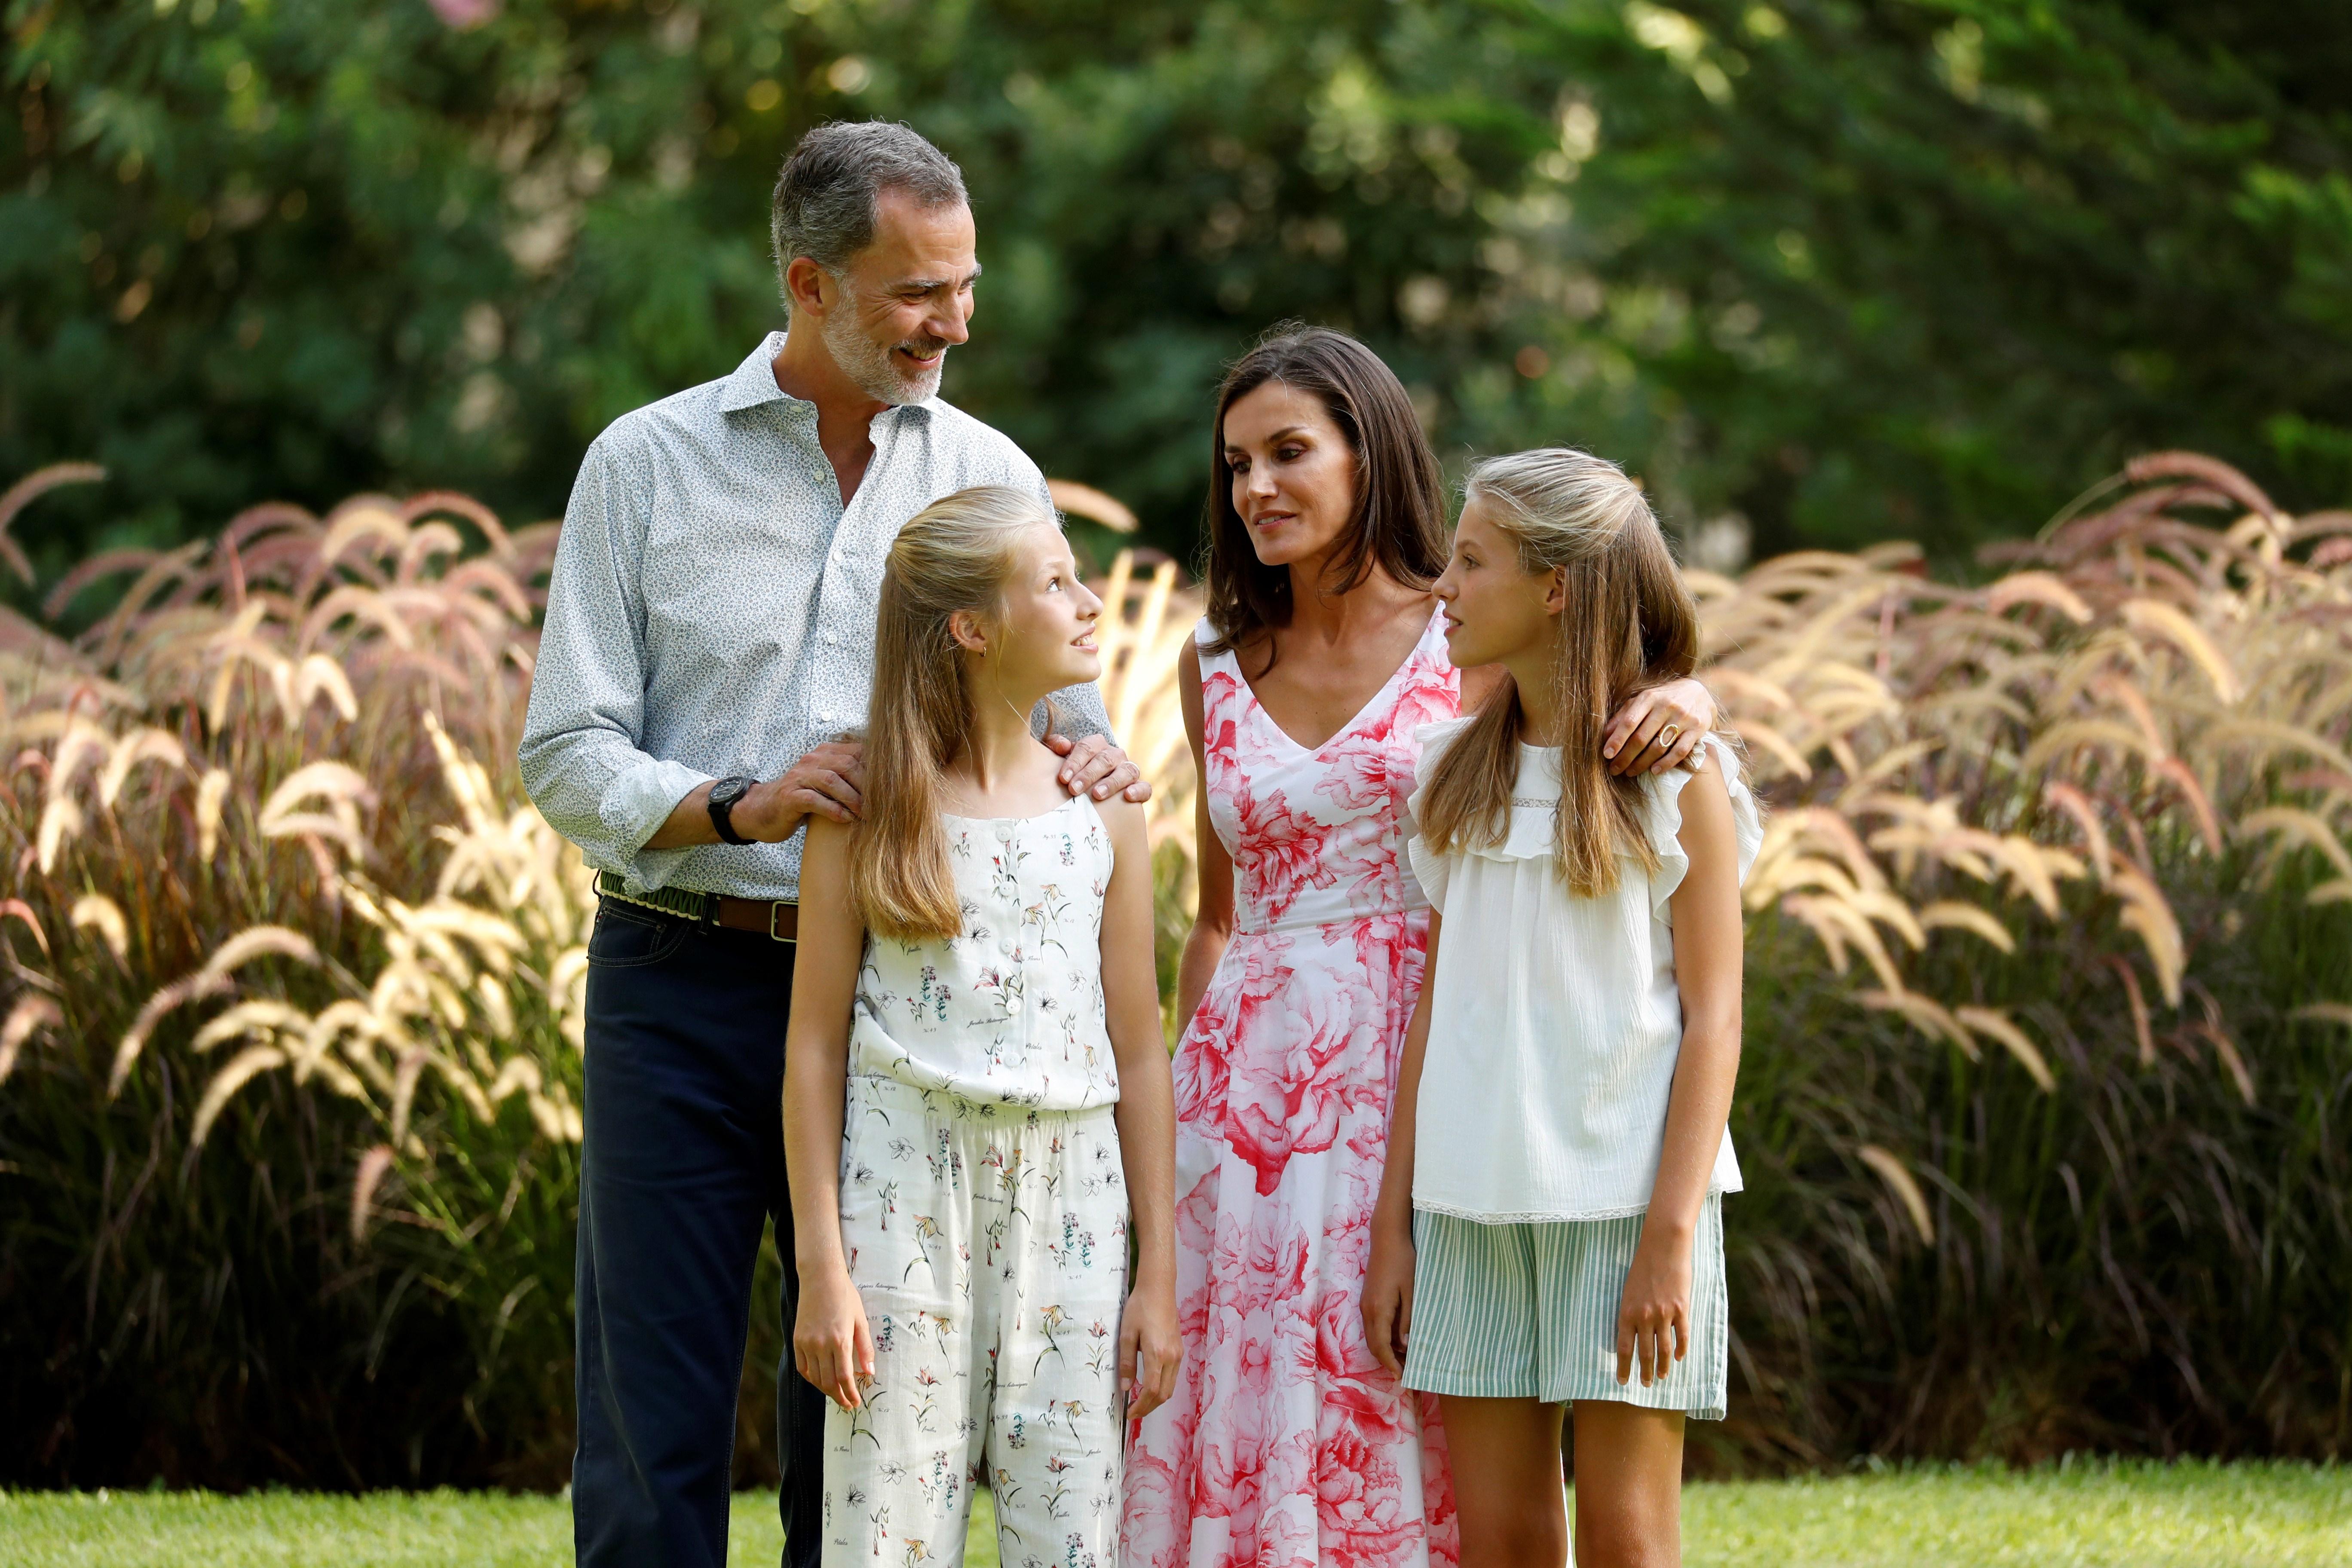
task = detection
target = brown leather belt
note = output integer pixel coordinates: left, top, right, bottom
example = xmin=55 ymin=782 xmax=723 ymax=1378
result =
xmin=594 ymin=871 xmax=797 ymax=942
xmin=713 ymin=894 xmax=798 ymax=942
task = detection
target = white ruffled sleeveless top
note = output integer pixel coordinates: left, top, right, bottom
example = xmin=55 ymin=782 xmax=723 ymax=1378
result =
xmin=1404 ymin=721 xmax=1762 ymax=1222
xmin=848 ymin=796 xmax=1120 ymax=1112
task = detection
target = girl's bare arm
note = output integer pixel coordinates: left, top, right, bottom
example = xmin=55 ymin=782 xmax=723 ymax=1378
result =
xmin=1619 ymin=755 xmax=1743 ymax=1386
xmin=1363 ymin=913 xmax=1441 ymax=1376
xmin=1174 ymin=640 xmax=1234 ymax=1034
xmin=1652 ymin=757 xmax=1743 ymax=1231
xmin=1098 ymin=797 xmax=1182 ymax=1416
xmin=782 ymin=818 xmax=873 ymax=1409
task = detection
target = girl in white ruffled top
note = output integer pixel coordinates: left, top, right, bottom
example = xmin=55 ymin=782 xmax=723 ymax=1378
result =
xmin=1363 ymin=450 xmax=1761 ymax=1568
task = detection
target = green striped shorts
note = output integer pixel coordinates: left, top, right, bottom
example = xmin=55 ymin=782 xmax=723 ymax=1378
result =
xmin=1400 ymin=1194 xmax=1728 ymax=1419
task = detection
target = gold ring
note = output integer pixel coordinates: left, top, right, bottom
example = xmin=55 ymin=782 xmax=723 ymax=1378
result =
xmin=1658 ymin=723 xmax=1682 ymax=745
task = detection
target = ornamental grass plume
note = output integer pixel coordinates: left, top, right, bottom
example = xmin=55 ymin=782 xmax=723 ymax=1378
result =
xmin=0 ymin=466 xmax=590 ymax=1486
xmin=0 ymin=451 xmax=2344 ymax=1484
xmin=0 ymin=464 xmax=1207 ymax=1487
xmin=4 ymin=475 xmax=590 ymax=1160
xmin=1688 ymin=453 xmax=2351 ymax=1463
xmin=1080 ymin=549 xmax=1207 ymax=1034
xmin=1697 ymin=451 xmax=2347 ymax=1127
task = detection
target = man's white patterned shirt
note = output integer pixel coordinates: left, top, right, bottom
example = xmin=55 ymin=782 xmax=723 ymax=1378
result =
xmin=519 ymin=333 xmax=1111 ymax=902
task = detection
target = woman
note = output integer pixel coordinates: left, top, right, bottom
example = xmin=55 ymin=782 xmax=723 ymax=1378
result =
xmin=1121 ymin=327 xmax=1712 ymax=1568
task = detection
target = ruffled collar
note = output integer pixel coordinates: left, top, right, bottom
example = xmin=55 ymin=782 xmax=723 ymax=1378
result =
xmin=1408 ymin=722 xmax=1759 ymax=877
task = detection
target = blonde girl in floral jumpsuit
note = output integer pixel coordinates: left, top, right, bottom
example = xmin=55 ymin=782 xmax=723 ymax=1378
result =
xmin=784 ymin=486 xmax=1181 ymax=1568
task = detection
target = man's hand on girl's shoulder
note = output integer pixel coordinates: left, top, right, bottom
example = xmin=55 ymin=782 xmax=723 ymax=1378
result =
xmin=733 ymin=739 xmax=867 ymax=840
xmin=1047 ymin=731 xmax=1152 ymax=803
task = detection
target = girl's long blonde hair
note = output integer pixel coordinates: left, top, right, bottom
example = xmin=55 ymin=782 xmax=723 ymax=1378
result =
xmin=1415 ymin=448 xmax=1701 ymax=897
xmin=850 ymin=485 xmax=1054 ymax=942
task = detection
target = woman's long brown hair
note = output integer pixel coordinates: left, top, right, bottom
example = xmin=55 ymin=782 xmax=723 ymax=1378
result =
xmin=1201 ymin=324 xmax=1448 ymax=667
xmin=1415 ymin=449 xmax=1702 ymax=898
xmin=850 ymin=485 xmax=1053 ymax=942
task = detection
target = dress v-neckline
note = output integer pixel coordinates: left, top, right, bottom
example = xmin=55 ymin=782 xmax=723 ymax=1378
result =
xmin=1233 ymin=606 xmax=1442 ymax=758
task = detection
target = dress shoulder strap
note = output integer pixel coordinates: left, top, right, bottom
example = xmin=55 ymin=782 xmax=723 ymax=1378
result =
xmin=1191 ymin=615 xmax=1237 ymax=677
xmin=1403 ymin=600 xmax=1453 ymax=679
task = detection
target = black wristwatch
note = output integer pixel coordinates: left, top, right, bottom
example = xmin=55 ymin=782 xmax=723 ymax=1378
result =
xmin=707 ymin=775 xmax=756 ymax=846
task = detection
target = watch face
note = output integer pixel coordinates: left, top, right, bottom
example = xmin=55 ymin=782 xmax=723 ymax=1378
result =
xmin=711 ymin=776 xmax=750 ymax=807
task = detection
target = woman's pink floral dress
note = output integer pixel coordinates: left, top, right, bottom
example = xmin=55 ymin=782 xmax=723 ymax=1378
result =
xmin=1123 ymin=610 xmax=1461 ymax=1568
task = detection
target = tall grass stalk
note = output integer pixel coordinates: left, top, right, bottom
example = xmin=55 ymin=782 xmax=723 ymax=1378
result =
xmin=1696 ymin=453 xmax=2352 ymax=1463
xmin=0 ymin=453 xmax=2344 ymax=1485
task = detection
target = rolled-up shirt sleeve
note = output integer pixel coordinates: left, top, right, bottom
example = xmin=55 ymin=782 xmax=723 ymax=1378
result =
xmin=519 ymin=429 xmax=708 ymax=890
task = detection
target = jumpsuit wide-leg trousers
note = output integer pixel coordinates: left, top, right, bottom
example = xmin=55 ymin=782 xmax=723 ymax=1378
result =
xmin=823 ymin=1072 xmax=1129 ymax=1568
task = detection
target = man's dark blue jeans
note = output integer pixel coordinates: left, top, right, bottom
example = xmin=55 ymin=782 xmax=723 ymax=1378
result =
xmin=573 ymin=899 xmax=825 ymax=1568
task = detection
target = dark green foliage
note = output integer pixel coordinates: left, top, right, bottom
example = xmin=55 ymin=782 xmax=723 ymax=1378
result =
xmin=5 ymin=0 xmax=2350 ymax=571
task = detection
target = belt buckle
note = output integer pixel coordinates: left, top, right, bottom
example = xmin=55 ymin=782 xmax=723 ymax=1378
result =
xmin=768 ymin=901 xmax=792 ymax=943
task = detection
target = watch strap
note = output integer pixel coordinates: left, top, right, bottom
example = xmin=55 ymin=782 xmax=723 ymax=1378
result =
xmin=707 ymin=777 xmax=754 ymax=846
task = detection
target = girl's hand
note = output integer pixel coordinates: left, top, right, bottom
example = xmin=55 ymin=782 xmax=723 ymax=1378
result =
xmin=1362 ymin=1218 xmax=1415 ymax=1377
xmin=1118 ymin=1276 xmax=1183 ymax=1421
xmin=1615 ymin=1231 xmax=1693 ymax=1388
xmin=793 ymin=1265 xmax=875 ymax=1411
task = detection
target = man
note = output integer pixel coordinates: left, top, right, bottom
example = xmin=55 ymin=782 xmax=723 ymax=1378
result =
xmin=519 ymin=121 xmax=1146 ymax=1568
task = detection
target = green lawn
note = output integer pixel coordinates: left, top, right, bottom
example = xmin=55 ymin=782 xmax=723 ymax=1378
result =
xmin=3 ymin=1461 xmax=2346 ymax=1567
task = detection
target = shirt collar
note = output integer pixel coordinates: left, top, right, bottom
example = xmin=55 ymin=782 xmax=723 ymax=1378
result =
xmin=716 ymin=331 xmax=939 ymax=424
xmin=717 ymin=332 xmax=795 ymax=413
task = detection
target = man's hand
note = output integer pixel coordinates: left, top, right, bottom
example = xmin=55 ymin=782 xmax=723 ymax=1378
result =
xmin=734 ymin=739 xmax=867 ymax=841
xmin=1604 ymin=677 xmax=1716 ymax=777
xmin=649 ymin=740 xmax=868 ymax=850
xmin=1047 ymin=732 xmax=1151 ymax=803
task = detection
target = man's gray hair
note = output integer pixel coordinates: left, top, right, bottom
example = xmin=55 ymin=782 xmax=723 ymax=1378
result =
xmin=771 ymin=120 xmax=968 ymax=297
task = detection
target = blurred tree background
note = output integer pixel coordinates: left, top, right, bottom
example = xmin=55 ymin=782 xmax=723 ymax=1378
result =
xmin=5 ymin=0 xmax=2351 ymax=577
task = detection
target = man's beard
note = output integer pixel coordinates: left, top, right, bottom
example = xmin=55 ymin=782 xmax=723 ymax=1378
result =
xmin=822 ymin=311 xmax=947 ymax=405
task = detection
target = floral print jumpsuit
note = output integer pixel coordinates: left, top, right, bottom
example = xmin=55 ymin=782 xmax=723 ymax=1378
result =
xmin=825 ymin=798 xmax=1128 ymax=1568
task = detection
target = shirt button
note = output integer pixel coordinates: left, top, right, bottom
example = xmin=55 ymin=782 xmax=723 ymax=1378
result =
xmin=1004 ymin=997 xmax=1024 ymax=1016
xmin=993 ymin=823 xmax=1015 ymax=843
xmin=999 ymin=938 xmax=1015 ymax=958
